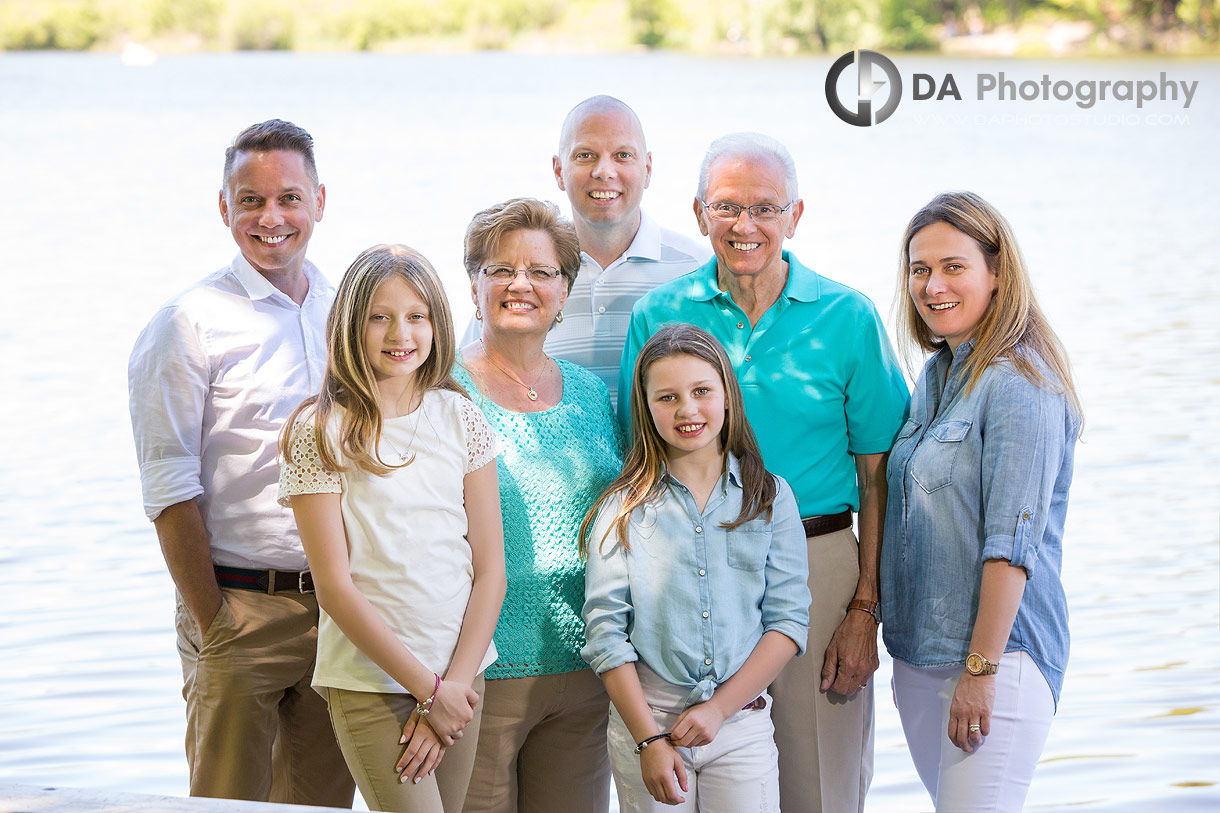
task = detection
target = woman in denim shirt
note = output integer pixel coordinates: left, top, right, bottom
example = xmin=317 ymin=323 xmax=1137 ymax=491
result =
xmin=882 ymin=192 xmax=1083 ymax=813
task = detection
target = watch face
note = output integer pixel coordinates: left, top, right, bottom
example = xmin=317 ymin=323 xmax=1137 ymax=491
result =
xmin=966 ymin=653 xmax=984 ymax=674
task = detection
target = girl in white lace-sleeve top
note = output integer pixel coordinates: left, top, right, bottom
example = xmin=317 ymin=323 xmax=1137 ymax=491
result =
xmin=278 ymin=245 xmax=506 ymax=813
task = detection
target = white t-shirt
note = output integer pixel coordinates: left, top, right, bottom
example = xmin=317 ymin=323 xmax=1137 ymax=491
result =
xmin=279 ymin=388 xmax=499 ymax=694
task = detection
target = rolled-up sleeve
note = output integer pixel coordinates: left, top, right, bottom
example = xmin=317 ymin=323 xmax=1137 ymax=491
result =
xmin=580 ymin=495 xmax=639 ymax=675
xmin=980 ymin=373 xmax=1068 ymax=578
xmin=760 ymin=477 xmax=812 ymax=655
xmin=128 ymin=306 xmax=209 ymax=521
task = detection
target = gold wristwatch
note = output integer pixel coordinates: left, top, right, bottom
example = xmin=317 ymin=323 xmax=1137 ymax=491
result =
xmin=965 ymin=652 xmax=998 ymax=676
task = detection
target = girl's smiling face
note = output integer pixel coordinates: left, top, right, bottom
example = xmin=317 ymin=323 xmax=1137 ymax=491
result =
xmin=644 ymin=353 xmax=728 ymax=463
xmin=363 ymin=275 xmax=433 ymax=392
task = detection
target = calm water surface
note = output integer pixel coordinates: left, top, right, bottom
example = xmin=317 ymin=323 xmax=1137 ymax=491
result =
xmin=1 ymin=52 xmax=1217 ymax=811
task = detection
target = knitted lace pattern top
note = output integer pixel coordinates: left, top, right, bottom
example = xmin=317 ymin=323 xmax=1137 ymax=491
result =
xmin=454 ymin=355 xmax=623 ymax=679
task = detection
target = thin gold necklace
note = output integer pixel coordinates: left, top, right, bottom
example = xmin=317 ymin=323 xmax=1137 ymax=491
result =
xmin=480 ymin=339 xmax=548 ymax=402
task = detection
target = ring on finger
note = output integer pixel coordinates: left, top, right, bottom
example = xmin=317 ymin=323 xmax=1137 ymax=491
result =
xmin=968 ymin=723 xmax=981 ymax=732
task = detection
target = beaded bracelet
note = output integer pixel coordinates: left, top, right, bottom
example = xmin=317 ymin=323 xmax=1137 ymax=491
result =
xmin=415 ymin=673 xmax=440 ymax=717
xmin=634 ymin=732 xmax=672 ymax=755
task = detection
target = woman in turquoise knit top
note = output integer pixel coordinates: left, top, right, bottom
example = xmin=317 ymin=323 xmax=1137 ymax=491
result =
xmin=455 ymin=198 xmax=622 ymax=813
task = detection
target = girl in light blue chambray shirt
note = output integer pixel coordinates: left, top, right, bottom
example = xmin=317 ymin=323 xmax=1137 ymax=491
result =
xmin=580 ymin=324 xmax=810 ymax=811
xmin=882 ymin=192 xmax=1083 ymax=813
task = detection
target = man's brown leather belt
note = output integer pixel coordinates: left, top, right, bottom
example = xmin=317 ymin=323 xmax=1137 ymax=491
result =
xmin=215 ymin=565 xmax=314 ymax=594
xmin=801 ymin=510 xmax=853 ymax=538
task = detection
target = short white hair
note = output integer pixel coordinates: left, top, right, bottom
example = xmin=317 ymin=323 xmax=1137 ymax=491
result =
xmin=696 ymin=132 xmax=799 ymax=202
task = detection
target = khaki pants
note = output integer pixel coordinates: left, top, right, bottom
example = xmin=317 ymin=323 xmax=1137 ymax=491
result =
xmin=769 ymin=527 xmax=874 ymax=813
xmin=323 ymin=677 xmax=484 ymax=813
xmin=175 ymin=587 xmax=354 ymax=806
xmin=463 ymin=669 xmax=611 ymax=813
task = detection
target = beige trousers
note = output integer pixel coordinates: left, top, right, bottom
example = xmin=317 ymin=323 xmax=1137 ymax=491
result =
xmin=769 ymin=526 xmax=874 ymax=813
xmin=175 ymin=586 xmax=355 ymax=805
xmin=323 ymin=676 xmax=484 ymax=813
xmin=463 ymin=669 xmax=611 ymax=813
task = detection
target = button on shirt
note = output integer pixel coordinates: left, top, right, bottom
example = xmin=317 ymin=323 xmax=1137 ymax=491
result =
xmin=881 ymin=341 xmax=1080 ymax=707
xmin=128 ymin=255 xmax=332 ymax=570
xmin=581 ymin=454 xmax=811 ymax=707
xmin=461 ymin=211 xmax=708 ymax=409
xmin=621 ymin=252 xmax=909 ymax=516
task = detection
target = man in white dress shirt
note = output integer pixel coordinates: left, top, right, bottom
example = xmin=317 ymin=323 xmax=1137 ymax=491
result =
xmin=127 ymin=119 xmax=354 ymax=806
xmin=463 ymin=96 xmax=708 ymax=407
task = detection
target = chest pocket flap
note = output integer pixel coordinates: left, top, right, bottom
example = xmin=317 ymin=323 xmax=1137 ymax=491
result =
xmin=912 ymin=419 xmax=972 ymax=494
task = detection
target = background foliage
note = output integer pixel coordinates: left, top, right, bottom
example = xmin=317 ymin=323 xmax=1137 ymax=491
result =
xmin=0 ymin=0 xmax=1216 ymax=53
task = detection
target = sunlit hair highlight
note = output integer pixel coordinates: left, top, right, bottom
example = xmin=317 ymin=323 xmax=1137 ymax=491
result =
xmin=281 ymin=244 xmax=465 ymax=477
xmin=896 ymin=191 xmax=1082 ymax=422
xmin=579 ymin=323 xmax=777 ymax=557
xmin=223 ymin=118 xmax=319 ymax=194
xmin=463 ymin=197 xmax=580 ymax=294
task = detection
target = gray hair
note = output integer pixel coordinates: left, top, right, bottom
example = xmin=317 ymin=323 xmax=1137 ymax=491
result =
xmin=696 ymin=132 xmax=799 ymax=202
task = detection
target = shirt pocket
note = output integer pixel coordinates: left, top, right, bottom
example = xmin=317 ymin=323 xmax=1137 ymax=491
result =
xmin=912 ymin=419 xmax=972 ymax=494
xmin=726 ymin=521 xmax=771 ymax=571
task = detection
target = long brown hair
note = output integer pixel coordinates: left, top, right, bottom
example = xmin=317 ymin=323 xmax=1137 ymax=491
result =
xmin=579 ymin=323 xmax=777 ymax=557
xmin=896 ymin=191 xmax=1083 ymax=423
xmin=281 ymin=244 xmax=466 ymax=477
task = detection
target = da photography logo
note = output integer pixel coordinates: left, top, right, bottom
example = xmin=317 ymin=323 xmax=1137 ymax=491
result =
xmin=825 ymin=51 xmax=1197 ymax=126
xmin=825 ymin=50 xmax=902 ymax=127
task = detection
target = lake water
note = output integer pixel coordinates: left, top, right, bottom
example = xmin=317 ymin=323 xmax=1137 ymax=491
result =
xmin=0 ymin=51 xmax=1217 ymax=811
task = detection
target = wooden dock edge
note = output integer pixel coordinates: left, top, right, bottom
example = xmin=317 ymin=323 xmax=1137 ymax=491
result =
xmin=0 ymin=783 xmax=354 ymax=813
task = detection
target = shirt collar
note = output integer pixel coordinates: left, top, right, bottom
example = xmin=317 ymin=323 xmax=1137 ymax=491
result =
xmin=621 ymin=210 xmax=663 ymax=262
xmin=725 ymin=451 xmax=744 ymax=489
xmin=231 ymin=253 xmax=327 ymax=305
xmin=661 ymin=451 xmax=744 ymax=491
xmin=578 ymin=210 xmax=664 ymax=269
xmin=688 ymin=250 xmax=822 ymax=304
xmin=780 ymin=251 xmax=822 ymax=302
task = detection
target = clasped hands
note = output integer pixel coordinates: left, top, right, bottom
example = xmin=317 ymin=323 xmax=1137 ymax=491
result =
xmin=640 ymin=699 xmax=730 ymax=805
xmin=396 ymin=679 xmax=479 ymax=784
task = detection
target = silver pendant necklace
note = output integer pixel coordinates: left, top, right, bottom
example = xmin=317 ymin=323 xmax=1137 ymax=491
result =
xmin=382 ymin=397 xmax=424 ymax=463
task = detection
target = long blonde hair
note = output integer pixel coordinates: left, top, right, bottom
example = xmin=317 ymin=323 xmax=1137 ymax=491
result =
xmin=579 ymin=324 xmax=777 ymax=557
xmin=281 ymin=244 xmax=466 ymax=476
xmin=896 ymin=191 xmax=1083 ymax=423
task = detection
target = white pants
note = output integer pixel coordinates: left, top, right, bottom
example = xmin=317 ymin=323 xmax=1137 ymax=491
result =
xmin=892 ymin=650 xmax=1054 ymax=813
xmin=607 ymin=665 xmax=780 ymax=812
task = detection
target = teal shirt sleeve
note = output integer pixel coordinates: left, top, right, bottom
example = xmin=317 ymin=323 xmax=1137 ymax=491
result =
xmin=843 ymin=300 xmax=910 ymax=454
xmin=617 ymin=303 xmax=653 ymax=439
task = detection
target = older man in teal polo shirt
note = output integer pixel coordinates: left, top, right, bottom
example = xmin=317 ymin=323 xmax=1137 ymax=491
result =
xmin=619 ymin=132 xmax=908 ymax=813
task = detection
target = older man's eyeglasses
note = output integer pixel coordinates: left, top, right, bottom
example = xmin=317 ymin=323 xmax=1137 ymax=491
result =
xmin=480 ymin=265 xmax=563 ymax=284
xmin=700 ymin=200 xmax=797 ymax=223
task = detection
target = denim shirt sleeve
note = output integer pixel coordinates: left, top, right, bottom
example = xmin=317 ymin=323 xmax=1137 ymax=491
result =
xmin=979 ymin=370 xmax=1070 ymax=578
xmin=760 ymin=477 xmax=812 ymax=655
xmin=580 ymin=493 xmax=639 ymax=675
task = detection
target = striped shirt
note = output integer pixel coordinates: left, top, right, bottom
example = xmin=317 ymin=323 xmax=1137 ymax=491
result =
xmin=462 ymin=210 xmax=708 ymax=408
